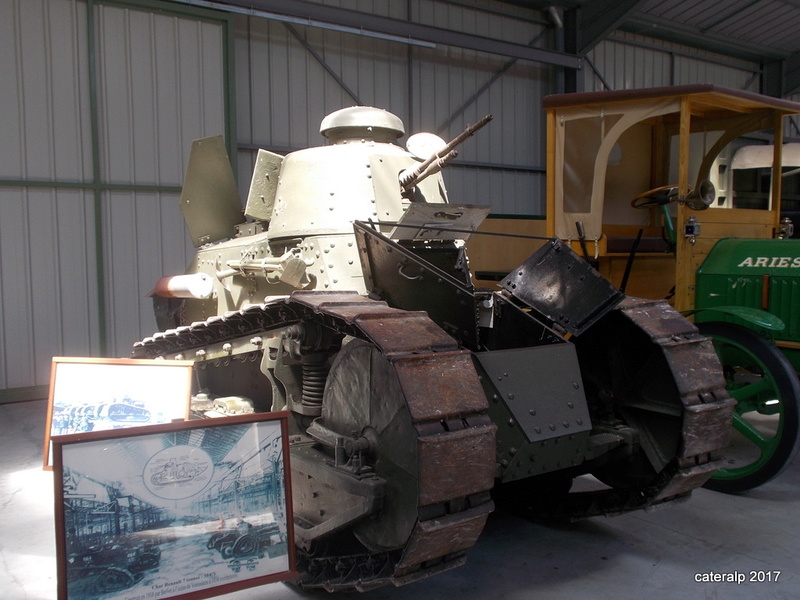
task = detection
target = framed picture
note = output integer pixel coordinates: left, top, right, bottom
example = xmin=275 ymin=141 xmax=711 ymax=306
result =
xmin=43 ymin=357 xmax=194 ymax=469
xmin=52 ymin=412 xmax=296 ymax=600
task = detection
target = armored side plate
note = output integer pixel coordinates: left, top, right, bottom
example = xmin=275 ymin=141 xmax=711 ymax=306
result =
xmin=180 ymin=135 xmax=244 ymax=247
xmin=501 ymin=238 xmax=624 ymax=336
xmin=245 ymin=148 xmax=283 ymax=222
xmin=387 ymin=204 xmax=489 ymax=241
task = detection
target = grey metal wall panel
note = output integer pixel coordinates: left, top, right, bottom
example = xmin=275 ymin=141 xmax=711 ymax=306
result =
xmin=101 ymin=191 xmax=194 ymax=358
xmin=90 ymin=3 xmax=228 ymax=357
xmin=586 ymin=31 xmax=759 ymax=92
xmin=412 ymin=52 xmax=545 ymax=161
xmin=0 ymin=0 xmax=92 ymax=181
xmin=446 ymin=167 xmax=546 ymax=215
xmin=96 ymin=3 xmax=226 ymax=185
xmin=413 ymin=0 xmax=540 ymax=45
xmin=1 ymin=1 xmax=229 ymax=393
xmin=0 ymin=188 xmax=100 ymax=389
xmin=236 ymin=16 xmax=409 ymax=149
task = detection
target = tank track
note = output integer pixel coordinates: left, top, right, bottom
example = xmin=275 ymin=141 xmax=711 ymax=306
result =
xmin=134 ymin=291 xmax=496 ymax=591
xmin=505 ymin=296 xmax=736 ymax=522
xmin=133 ymin=293 xmax=733 ymax=588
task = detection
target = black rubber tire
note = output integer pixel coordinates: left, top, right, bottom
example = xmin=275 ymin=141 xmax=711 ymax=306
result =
xmin=698 ymin=322 xmax=800 ymax=493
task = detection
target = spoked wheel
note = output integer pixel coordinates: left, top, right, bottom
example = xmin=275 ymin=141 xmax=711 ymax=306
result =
xmin=698 ymin=322 xmax=800 ymax=493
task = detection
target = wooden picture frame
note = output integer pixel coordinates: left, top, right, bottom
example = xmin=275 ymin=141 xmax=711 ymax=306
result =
xmin=43 ymin=357 xmax=193 ymax=469
xmin=52 ymin=412 xmax=296 ymax=600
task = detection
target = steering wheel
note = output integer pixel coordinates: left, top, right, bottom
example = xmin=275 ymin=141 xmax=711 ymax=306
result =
xmin=631 ymin=184 xmax=684 ymax=209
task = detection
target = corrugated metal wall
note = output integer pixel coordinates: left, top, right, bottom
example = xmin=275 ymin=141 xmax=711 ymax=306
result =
xmin=93 ymin=2 xmax=228 ymax=354
xmin=0 ymin=0 xmax=786 ymax=395
xmin=586 ymin=31 xmax=761 ymax=92
xmin=0 ymin=0 xmax=228 ymax=395
xmin=411 ymin=2 xmax=551 ymax=216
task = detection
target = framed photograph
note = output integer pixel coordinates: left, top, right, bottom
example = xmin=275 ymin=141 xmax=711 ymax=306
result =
xmin=52 ymin=412 xmax=296 ymax=600
xmin=43 ymin=357 xmax=194 ymax=469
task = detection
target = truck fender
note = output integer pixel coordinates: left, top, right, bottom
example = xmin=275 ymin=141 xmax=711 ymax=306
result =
xmin=683 ymin=306 xmax=785 ymax=331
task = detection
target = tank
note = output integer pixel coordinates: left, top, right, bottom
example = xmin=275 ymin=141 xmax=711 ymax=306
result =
xmin=135 ymin=106 xmax=735 ymax=591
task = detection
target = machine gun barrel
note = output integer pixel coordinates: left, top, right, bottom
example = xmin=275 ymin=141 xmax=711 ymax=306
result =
xmin=400 ymin=114 xmax=493 ymax=191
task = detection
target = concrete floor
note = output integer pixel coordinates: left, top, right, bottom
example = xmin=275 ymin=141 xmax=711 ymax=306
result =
xmin=2 ymin=399 xmax=798 ymax=600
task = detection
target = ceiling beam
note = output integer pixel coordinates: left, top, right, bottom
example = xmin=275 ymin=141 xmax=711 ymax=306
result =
xmin=577 ymin=0 xmax=648 ymax=55
xmin=178 ymin=0 xmax=582 ymax=69
xmin=620 ymin=13 xmax=789 ymax=64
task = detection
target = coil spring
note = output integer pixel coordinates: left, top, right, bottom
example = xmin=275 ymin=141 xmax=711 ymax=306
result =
xmin=302 ymin=356 xmax=329 ymax=408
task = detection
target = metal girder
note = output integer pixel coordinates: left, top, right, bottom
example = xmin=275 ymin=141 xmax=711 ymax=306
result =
xmin=576 ymin=0 xmax=647 ymax=55
xmin=762 ymin=54 xmax=800 ymax=100
xmin=783 ymin=54 xmax=800 ymax=96
xmin=620 ymin=13 xmax=789 ymax=64
xmin=217 ymin=0 xmax=582 ymax=69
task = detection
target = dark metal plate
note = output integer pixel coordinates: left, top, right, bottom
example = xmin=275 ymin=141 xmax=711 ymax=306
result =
xmin=500 ymin=238 xmax=623 ymax=336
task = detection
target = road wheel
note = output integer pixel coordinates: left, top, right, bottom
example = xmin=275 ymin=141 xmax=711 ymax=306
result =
xmin=698 ymin=322 xmax=800 ymax=493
